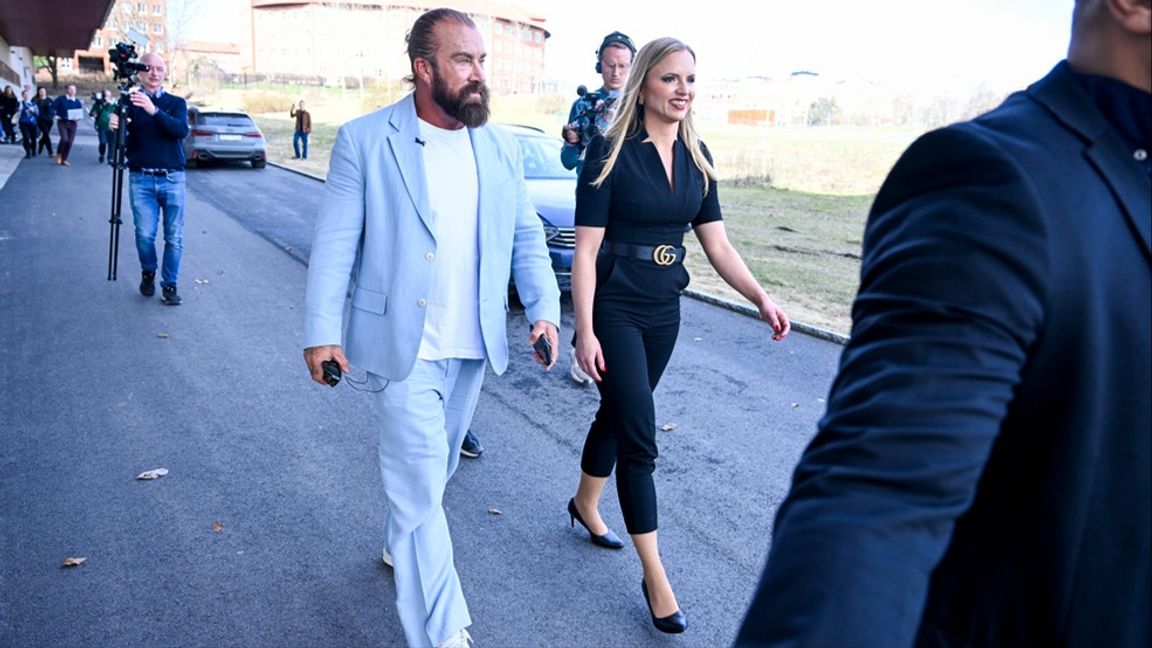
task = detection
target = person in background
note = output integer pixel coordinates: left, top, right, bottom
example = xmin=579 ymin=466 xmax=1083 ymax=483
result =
xmin=0 ymin=85 xmax=18 ymax=145
xmin=108 ymin=53 xmax=191 ymax=306
xmin=559 ymin=31 xmax=636 ymax=386
xmin=52 ymin=84 xmax=83 ymax=166
xmin=734 ymin=0 xmax=1150 ymax=645
xmin=561 ymin=31 xmax=635 ymax=174
xmin=567 ymin=37 xmax=789 ymax=636
xmin=18 ymin=88 xmax=39 ymax=159
xmin=90 ymin=89 xmax=117 ymax=164
xmin=291 ymin=100 xmax=311 ymax=160
xmin=34 ymin=87 xmax=54 ymax=157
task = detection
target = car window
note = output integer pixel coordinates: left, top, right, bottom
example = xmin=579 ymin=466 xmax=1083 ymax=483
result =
xmin=516 ymin=135 xmax=573 ymax=180
xmin=199 ymin=113 xmax=255 ymax=128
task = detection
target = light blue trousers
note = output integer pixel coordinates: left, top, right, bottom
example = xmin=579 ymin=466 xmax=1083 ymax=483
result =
xmin=369 ymin=358 xmax=485 ymax=647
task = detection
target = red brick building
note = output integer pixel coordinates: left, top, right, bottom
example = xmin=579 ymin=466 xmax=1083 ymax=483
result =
xmin=70 ymin=0 xmax=169 ymax=76
xmin=250 ymin=0 xmax=549 ymax=94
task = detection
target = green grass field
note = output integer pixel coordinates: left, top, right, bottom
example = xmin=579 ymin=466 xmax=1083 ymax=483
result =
xmin=234 ymin=89 xmax=919 ymax=336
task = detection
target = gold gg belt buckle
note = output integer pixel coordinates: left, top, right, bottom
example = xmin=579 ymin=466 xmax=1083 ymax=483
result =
xmin=652 ymin=245 xmax=676 ymax=266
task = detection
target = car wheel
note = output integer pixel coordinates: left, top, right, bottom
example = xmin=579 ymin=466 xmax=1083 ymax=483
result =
xmin=252 ymin=159 xmax=266 ymax=169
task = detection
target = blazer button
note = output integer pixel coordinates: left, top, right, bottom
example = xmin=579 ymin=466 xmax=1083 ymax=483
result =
xmin=425 ymin=252 xmax=434 ymax=261
xmin=417 ymin=298 xmax=427 ymax=307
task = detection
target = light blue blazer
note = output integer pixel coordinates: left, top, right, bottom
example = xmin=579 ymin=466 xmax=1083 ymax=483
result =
xmin=304 ymin=94 xmax=560 ymax=380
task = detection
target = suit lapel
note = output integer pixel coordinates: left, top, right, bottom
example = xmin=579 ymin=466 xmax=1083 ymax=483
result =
xmin=470 ymin=126 xmax=494 ymax=261
xmin=1030 ymin=63 xmax=1152 ymax=262
xmin=388 ymin=95 xmax=435 ymax=238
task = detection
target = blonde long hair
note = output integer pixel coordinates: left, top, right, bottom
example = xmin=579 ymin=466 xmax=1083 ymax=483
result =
xmin=591 ymin=37 xmax=717 ymax=194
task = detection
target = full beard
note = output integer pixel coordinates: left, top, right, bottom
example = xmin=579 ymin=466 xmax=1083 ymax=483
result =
xmin=432 ymin=74 xmax=490 ymax=128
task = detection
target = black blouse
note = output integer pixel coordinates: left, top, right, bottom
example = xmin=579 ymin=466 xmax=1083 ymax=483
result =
xmin=575 ymin=130 xmax=722 ymax=246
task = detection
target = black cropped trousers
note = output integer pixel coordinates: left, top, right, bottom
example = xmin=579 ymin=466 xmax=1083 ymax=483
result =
xmin=580 ymin=276 xmax=681 ymax=535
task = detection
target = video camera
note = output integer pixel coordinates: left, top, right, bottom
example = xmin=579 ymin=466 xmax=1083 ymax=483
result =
xmin=565 ymin=85 xmax=618 ymax=149
xmin=108 ymin=41 xmax=148 ymax=92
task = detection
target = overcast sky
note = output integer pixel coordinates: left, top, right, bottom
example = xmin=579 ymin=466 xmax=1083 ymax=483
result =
xmin=185 ymin=0 xmax=1073 ymax=92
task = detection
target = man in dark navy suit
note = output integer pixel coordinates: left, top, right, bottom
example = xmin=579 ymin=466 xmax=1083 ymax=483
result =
xmin=735 ymin=0 xmax=1150 ymax=645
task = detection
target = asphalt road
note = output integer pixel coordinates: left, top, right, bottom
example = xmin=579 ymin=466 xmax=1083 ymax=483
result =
xmin=1 ymin=140 xmax=845 ymax=647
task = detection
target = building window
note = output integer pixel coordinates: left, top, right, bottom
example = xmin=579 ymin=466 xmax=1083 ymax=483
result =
xmin=534 ymin=31 xmax=542 ymax=43
xmin=152 ymin=23 xmax=162 ymax=34
xmin=137 ymin=3 xmax=146 ymax=12
xmin=152 ymin=4 xmax=161 ymax=15
xmin=107 ymin=18 xmax=117 ymax=29
xmin=93 ymin=36 xmax=103 ymax=47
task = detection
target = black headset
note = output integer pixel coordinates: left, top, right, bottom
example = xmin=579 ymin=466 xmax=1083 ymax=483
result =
xmin=595 ymin=31 xmax=636 ymax=74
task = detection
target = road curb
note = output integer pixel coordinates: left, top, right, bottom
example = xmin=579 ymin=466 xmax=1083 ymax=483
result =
xmin=268 ymin=159 xmax=327 ymax=182
xmin=264 ymin=159 xmax=850 ymax=346
xmin=683 ymin=289 xmax=849 ymax=345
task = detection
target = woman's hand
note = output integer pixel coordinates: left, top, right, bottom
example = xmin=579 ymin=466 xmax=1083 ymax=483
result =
xmin=574 ymin=332 xmax=606 ymax=383
xmin=757 ymin=296 xmax=791 ymax=341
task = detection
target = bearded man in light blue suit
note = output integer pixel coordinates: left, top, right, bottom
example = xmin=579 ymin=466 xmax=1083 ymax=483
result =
xmin=302 ymin=9 xmax=560 ymax=648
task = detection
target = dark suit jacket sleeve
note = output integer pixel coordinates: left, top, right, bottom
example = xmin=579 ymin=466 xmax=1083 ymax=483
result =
xmin=736 ymin=125 xmax=1051 ymax=646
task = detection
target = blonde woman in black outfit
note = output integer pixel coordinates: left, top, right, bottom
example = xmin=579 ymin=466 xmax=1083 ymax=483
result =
xmin=567 ymin=37 xmax=790 ymax=634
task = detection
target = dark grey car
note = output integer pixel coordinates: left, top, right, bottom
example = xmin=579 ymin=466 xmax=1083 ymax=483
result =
xmin=184 ymin=109 xmax=267 ymax=169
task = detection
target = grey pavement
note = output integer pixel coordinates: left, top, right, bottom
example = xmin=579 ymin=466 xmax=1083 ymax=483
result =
xmin=0 ymin=121 xmax=845 ymax=647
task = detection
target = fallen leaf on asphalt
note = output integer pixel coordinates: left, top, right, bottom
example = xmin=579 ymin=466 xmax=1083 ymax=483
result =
xmin=791 ymin=403 xmax=800 ymax=408
xmin=194 ymin=278 xmax=210 ymax=285
xmin=693 ymin=337 xmax=702 ymax=342
xmin=659 ymin=422 xmax=678 ymax=432
xmin=211 ymin=521 xmax=224 ymax=533
xmin=61 ymin=556 xmax=87 ymax=568
xmin=157 ymin=333 xmax=169 ymax=338
xmin=487 ymin=508 xmax=502 ymax=516
xmin=136 ymin=468 xmax=168 ymax=480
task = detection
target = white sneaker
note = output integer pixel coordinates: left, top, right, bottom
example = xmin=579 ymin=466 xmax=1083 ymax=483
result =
xmin=381 ymin=548 xmax=393 ymax=568
xmin=569 ymin=347 xmax=592 ymax=385
xmin=436 ymin=627 xmax=473 ymax=648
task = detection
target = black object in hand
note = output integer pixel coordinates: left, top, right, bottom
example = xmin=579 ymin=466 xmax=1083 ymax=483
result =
xmin=321 ymin=360 xmax=342 ymax=387
xmin=533 ymin=336 xmax=553 ymax=365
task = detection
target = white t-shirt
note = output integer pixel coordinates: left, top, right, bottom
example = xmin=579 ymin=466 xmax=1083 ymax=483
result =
xmin=415 ymin=118 xmax=485 ymax=361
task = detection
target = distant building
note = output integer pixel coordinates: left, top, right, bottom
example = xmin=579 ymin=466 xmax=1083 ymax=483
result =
xmin=250 ymin=0 xmax=549 ymax=93
xmin=71 ymin=0 xmax=170 ymax=76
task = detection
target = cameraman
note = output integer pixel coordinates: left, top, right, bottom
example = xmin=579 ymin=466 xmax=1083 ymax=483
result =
xmin=90 ymin=89 xmax=116 ymax=164
xmin=109 ymin=52 xmax=191 ymax=306
xmin=559 ymin=31 xmax=635 ymax=385
xmin=560 ymin=31 xmax=635 ymax=173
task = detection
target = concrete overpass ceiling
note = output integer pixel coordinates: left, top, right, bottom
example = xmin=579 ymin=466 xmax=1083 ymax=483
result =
xmin=0 ymin=0 xmax=116 ymax=56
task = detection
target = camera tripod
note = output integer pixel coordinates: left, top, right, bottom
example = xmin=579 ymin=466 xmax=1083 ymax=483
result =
xmin=105 ymin=96 xmax=130 ymax=281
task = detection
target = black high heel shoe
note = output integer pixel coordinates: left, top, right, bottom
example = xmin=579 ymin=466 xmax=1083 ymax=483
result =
xmin=567 ymin=498 xmax=625 ymax=549
xmin=642 ymin=579 xmax=687 ymax=634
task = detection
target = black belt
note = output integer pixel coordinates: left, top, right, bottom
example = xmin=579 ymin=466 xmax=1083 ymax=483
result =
xmin=131 ymin=168 xmax=180 ymax=176
xmin=601 ymin=241 xmax=685 ymax=266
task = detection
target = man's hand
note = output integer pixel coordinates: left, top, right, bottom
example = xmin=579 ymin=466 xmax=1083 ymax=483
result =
xmin=126 ymin=90 xmax=157 ymax=116
xmin=528 ymin=321 xmax=560 ymax=370
xmin=562 ymin=125 xmax=580 ymax=146
xmin=109 ymin=113 xmax=120 ymax=130
xmin=304 ymin=344 xmax=349 ymax=385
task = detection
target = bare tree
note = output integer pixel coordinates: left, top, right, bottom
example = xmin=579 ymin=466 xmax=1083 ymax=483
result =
xmin=34 ymin=56 xmax=60 ymax=89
